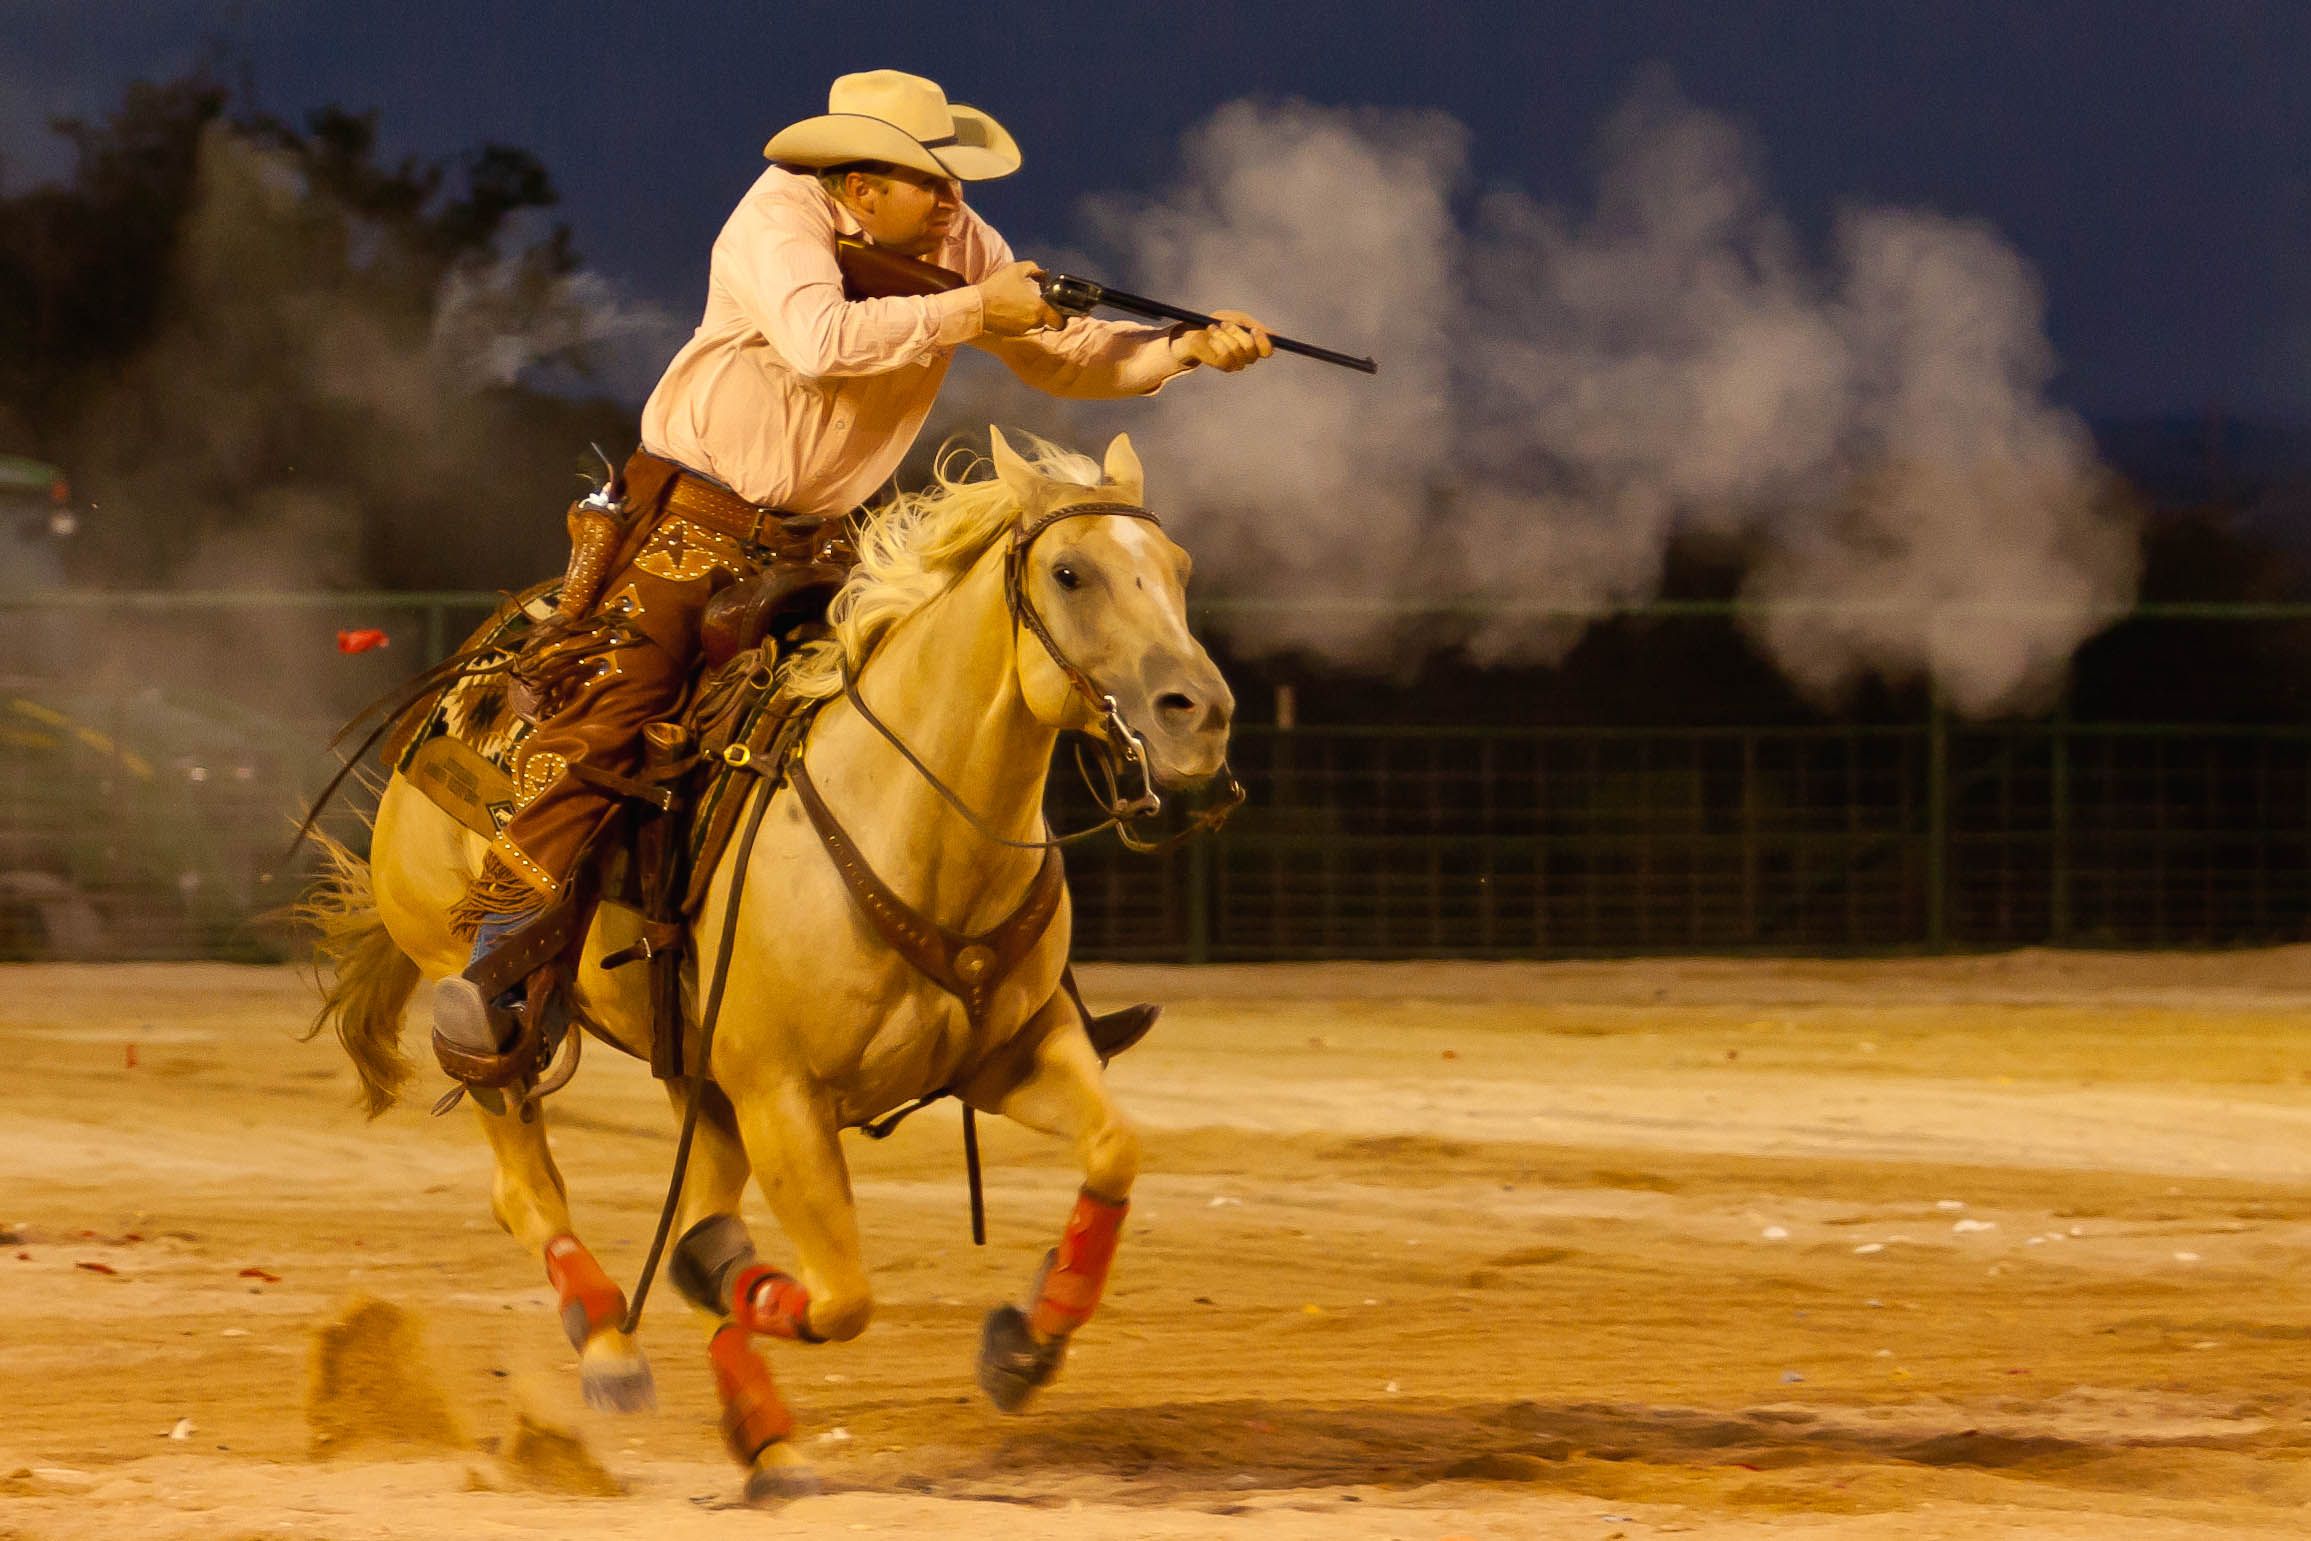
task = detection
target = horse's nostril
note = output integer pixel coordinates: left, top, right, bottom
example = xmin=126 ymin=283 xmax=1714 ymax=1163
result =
xmin=1156 ymin=691 xmax=1195 ymax=717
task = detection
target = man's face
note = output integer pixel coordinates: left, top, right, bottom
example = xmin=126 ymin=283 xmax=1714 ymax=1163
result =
xmin=847 ymin=165 xmax=961 ymax=256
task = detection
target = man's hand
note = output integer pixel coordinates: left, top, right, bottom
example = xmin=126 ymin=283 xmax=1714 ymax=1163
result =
xmin=977 ymin=261 xmax=1067 ymax=337
xmin=1169 ymin=310 xmax=1273 ymax=372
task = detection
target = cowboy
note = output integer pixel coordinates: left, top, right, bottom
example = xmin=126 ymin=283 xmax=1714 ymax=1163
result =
xmin=435 ymin=69 xmax=1273 ymax=1057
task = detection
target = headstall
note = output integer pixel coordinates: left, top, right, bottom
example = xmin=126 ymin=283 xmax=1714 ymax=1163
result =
xmin=837 ymin=499 xmax=1243 ymax=854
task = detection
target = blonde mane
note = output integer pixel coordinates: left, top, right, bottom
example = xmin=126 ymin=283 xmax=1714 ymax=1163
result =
xmin=783 ymin=431 xmax=1106 ymax=700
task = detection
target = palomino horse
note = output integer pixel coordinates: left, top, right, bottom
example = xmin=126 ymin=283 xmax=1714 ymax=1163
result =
xmin=304 ymin=428 xmax=1234 ymax=1500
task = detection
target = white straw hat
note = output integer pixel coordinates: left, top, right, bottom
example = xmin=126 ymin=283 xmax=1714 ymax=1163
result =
xmin=764 ymin=69 xmax=1020 ymax=181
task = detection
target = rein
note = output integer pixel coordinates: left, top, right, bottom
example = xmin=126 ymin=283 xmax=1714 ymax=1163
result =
xmin=621 ymin=757 xmax=777 ymax=1335
xmin=836 ymin=661 xmax=1129 ymax=851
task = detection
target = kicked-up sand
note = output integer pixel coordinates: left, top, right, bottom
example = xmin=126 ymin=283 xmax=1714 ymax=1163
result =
xmin=3 ymin=950 xmax=2310 ymax=1538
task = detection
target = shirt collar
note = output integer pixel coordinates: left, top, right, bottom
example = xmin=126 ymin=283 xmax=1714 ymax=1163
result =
xmin=813 ymin=178 xmax=866 ymax=238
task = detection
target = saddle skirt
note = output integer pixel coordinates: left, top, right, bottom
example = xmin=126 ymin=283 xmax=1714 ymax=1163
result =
xmin=388 ymin=574 xmax=823 ymax=923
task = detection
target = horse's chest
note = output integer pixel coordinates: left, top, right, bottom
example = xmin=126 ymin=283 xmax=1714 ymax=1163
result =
xmin=826 ymin=961 xmax=1046 ymax=1121
xmin=747 ymin=800 xmax=1065 ymax=1122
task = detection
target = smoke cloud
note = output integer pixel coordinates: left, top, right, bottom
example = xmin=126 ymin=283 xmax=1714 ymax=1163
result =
xmin=940 ymin=73 xmax=2138 ymax=716
xmin=4 ymin=119 xmax=688 ymax=815
xmin=48 ymin=122 xmax=682 ymax=595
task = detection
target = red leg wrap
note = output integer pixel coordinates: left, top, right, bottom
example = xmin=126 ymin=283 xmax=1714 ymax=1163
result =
xmin=710 ymin=1323 xmax=794 ymax=1463
xmin=730 ymin=1263 xmax=820 ymax=1342
xmin=543 ymin=1233 xmax=627 ymax=1350
xmin=1029 ymin=1188 xmax=1128 ymax=1340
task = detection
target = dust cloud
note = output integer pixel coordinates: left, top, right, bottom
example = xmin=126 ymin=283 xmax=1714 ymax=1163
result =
xmin=0 ymin=122 xmax=682 ymax=925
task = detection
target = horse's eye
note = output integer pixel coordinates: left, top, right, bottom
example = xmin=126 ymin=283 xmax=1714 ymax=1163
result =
xmin=1053 ymin=564 xmax=1081 ymax=592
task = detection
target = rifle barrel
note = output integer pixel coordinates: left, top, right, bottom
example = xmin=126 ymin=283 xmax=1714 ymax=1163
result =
xmin=1057 ymin=277 xmax=1378 ymax=375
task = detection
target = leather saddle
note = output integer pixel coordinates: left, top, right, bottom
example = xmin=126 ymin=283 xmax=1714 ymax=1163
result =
xmin=698 ymin=561 xmax=854 ymax=672
xmin=417 ymin=550 xmax=1162 ymax=1106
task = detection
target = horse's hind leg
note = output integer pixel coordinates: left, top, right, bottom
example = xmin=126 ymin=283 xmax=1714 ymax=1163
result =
xmin=666 ymin=1077 xmax=850 ymax=1504
xmin=962 ymin=995 xmax=1139 ymax=1413
xmin=472 ymin=1100 xmax=655 ymax=1412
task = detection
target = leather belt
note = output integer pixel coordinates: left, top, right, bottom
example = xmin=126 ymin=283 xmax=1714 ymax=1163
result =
xmin=639 ymin=453 xmax=845 ymax=561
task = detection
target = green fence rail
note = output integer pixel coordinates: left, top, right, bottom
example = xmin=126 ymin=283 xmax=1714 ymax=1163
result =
xmin=3 ymin=589 xmax=2305 ymax=960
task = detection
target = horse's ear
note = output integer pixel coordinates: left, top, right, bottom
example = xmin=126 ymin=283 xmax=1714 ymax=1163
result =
xmin=1102 ymin=433 xmax=1145 ymax=505
xmin=986 ymin=426 xmax=1046 ymax=514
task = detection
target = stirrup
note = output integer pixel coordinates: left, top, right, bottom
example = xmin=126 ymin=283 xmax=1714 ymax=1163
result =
xmin=430 ymin=978 xmax=518 ymax=1115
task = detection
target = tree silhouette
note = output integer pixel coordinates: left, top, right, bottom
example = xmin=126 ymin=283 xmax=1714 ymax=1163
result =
xmin=0 ymin=70 xmax=627 ymax=589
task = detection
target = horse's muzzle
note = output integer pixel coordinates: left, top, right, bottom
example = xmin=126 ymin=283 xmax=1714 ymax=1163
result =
xmin=1133 ymin=667 xmax=1235 ymax=792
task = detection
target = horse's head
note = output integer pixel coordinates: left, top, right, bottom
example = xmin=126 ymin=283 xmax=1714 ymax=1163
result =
xmin=988 ymin=427 xmax=1235 ymax=791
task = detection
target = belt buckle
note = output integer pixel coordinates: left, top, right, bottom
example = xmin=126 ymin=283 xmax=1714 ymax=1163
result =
xmin=744 ymin=506 xmax=767 ymax=547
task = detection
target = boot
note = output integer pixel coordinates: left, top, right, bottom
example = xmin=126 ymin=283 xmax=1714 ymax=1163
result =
xmin=1084 ymin=1001 xmax=1160 ymax=1062
xmin=1061 ymin=965 xmax=1161 ymax=1064
xmin=433 ymin=912 xmax=532 ymax=1060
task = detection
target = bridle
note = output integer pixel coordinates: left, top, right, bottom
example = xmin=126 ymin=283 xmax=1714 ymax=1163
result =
xmin=837 ymin=498 xmax=1243 ymax=854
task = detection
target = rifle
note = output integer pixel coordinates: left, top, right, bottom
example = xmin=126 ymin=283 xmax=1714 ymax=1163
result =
xmin=834 ymin=235 xmax=1378 ymax=375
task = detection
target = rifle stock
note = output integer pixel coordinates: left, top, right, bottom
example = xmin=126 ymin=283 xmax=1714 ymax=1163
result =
xmin=834 ymin=235 xmax=969 ymax=299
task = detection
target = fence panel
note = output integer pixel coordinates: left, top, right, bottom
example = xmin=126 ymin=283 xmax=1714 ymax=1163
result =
xmin=2 ymin=590 xmax=2306 ymax=959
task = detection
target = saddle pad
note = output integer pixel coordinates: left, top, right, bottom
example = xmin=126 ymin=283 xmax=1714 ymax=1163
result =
xmin=389 ymin=592 xmax=543 ymax=822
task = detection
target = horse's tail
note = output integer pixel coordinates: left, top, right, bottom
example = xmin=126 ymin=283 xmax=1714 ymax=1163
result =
xmin=295 ymin=831 xmax=423 ymax=1118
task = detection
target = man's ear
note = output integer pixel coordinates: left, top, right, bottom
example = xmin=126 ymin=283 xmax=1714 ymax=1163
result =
xmin=987 ymin=426 xmax=1047 ymax=514
xmin=1101 ymin=433 xmax=1145 ymax=505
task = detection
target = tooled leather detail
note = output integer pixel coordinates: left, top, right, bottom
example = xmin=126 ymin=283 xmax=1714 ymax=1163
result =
xmin=514 ymin=749 xmax=569 ymax=809
xmin=662 ymin=467 xmax=778 ymax=541
xmin=787 ymin=759 xmax=1063 ymax=1029
xmin=631 ymin=516 xmax=749 ymax=585
xmin=556 ymin=502 xmax=625 ymax=620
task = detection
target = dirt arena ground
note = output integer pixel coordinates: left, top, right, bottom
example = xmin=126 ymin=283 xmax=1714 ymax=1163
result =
xmin=6 ymin=952 xmax=2311 ymax=1540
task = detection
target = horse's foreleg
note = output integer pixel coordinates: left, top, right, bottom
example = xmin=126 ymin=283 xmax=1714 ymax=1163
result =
xmin=652 ymin=1079 xmax=812 ymax=1498
xmin=701 ymin=1075 xmax=871 ymax=1503
xmin=962 ymin=995 xmax=1140 ymax=1412
xmin=472 ymin=1101 xmax=655 ymax=1412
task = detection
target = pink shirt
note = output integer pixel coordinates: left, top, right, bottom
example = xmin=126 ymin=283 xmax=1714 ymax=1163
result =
xmin=640 ymin=166 xmax=1188 ymax=514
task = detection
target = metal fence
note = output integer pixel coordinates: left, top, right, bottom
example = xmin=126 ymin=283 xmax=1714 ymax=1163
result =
xmin=2 ymin=590 xmax=2305 ymax=960
xmin=1063 ymin=719 xmax=2311 ymax=959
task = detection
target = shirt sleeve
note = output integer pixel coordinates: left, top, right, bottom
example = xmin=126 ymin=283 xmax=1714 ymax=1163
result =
xmin=716 ymin=184 xmax=983 ymax=379
xmin=950 ymin=215 xmax=1196 ymax=399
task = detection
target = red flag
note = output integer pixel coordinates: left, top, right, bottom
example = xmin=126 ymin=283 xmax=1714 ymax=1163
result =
xmin=336 ymin=628 xmax=390 ymax=655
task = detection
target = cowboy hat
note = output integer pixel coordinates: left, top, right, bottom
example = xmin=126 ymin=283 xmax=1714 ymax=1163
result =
xmin=764 ymin=69 xmax=1020 ymax=181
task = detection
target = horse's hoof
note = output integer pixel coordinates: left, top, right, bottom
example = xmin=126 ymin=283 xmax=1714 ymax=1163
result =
xmin=976 ymin=1303 xmax=1066 ymax=1414
xmin=742 ymin=1449 xmax=821 ymax=1505
xmin=579 ymin=1331 xmax=657 ymax=1414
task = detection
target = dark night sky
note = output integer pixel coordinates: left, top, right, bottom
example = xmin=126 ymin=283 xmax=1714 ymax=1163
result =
xmin=9 ymin=0 xmax=2311 ymax=420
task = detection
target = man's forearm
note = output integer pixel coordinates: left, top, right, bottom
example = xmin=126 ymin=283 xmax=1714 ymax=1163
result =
xmin=976 ymin=319 xmax=1192 ymax=399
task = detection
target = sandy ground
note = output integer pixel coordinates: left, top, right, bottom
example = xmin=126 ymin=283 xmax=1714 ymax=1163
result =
xmin=5 ymin=950 xmax=2311 ymax=1539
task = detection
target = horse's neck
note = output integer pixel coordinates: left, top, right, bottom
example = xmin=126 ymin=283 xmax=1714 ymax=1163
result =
xmin=809 ymin=543 xmax=1055 ymax=911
